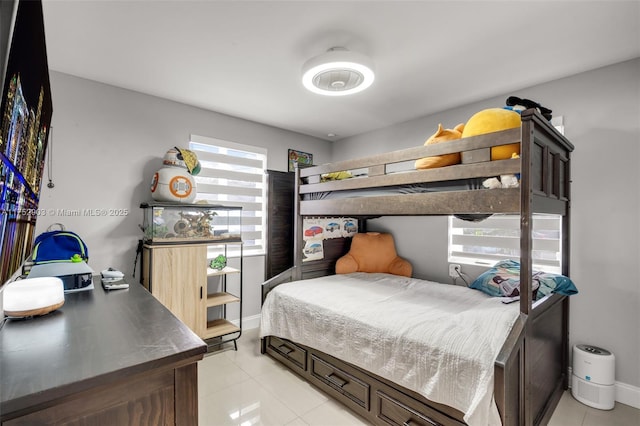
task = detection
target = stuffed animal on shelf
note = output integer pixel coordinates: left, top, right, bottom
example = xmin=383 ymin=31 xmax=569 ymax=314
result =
xmin=415 ymin=123 xmax=465 ymax=169
xmin=461 ymin=108 xmax=521 ymax=161
xmin=150 ymin=147 xmax=201 ymax=204
xmin=336 ymin=232 xmax=412 ymax=277
xmin=321 ymin=170 xmax=353 ymax=182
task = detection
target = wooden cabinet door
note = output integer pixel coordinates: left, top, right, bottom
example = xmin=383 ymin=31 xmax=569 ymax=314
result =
xmin=265 ymin=170 xmax=294 ymax=279
xmin=148 ymin=245 xmax=206 ymax=336
xmin=3 ymin=364 xmax=199 ymax=426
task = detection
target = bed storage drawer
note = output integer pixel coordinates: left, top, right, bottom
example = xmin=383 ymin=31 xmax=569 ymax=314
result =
xmin=310 ymin=354 xmax=370 ymax=409
xmin=376 ymin=390 xmax=464 ymax=426
xmin=266 ymin=336 xmax=307 ymax=371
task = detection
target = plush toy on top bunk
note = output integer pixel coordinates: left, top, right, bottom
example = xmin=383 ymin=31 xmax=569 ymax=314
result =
xmin=462 ymin=107 xmax=522 ymax=160
xmin=462 ymin=96 xmax=553 ymax=159
xmin=462 ymin=108 xmax=522 ymax=189
xmin=150 ymin=147 xmax=202 ymax=203
xmin=414 ymin=123 xmax=465 ymax=170
xmin=414 ymin=98 xmax=553 ymax=188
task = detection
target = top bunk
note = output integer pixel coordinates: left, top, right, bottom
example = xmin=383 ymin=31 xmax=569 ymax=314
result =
xmin=296 ymin=109 xmax=574 ymax=218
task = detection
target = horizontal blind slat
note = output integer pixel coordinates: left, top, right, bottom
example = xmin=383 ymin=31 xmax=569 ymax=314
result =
xmin=242 ymin=230 xmax=262 ymax=241
xmin=193 ymin=150 xmax=264 ymax=169
xmin=196 ymin=168 xmax=264 ymax=183
xmin=451 ymin=216 xmax=560 ymax=230
xmin=451 ymin=235 xmax=559 ymax=252
xmin=449 ymin=251 xmax=560 ymax=268
xmin=195 ymin=182 xmax=263 ymax=198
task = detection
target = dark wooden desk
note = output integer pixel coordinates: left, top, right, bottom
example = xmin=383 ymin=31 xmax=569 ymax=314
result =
xmin=1 ymin=281 xmax=207 ymax=425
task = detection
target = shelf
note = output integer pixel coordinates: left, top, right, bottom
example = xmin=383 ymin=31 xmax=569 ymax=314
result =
xmin=207 ymin=266 xmax=240 ymax=276
xmin=207 ymin=292 xmax=240 ymax=308
xmin=142 ymin=225 xmax=243 ymax=350
xmin=204 ymin=319 xmax=240 ymax=339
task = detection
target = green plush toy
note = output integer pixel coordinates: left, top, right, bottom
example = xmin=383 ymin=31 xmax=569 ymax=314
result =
xmin=209 ymin=255 xmax=227 ymax=270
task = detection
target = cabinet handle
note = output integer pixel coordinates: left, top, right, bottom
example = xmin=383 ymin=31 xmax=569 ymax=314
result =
xmin=325 ymin=372 xmax=348 ymax=388
xmin=277 ymin=344 xmax=294 ymax=355
xmin=200 ymin=287 xmax=203 ymax=299
xmin=403 ymin=417 xmax=437 ymax=426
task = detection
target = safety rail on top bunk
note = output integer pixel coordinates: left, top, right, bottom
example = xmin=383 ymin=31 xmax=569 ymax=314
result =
xmin=295 ymin=109 xmax=574 ymax=217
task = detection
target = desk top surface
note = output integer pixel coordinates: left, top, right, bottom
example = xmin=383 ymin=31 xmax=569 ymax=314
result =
xmin=0 ymin=280 xmax=207 ymax=415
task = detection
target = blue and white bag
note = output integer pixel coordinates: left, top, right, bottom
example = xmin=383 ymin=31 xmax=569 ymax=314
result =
xmin=31 ymin=224 xmax=89 ymax=265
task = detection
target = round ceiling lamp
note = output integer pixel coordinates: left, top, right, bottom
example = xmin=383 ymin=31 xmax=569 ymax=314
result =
xmin=301 ymin=47 xmax=375 ymax=96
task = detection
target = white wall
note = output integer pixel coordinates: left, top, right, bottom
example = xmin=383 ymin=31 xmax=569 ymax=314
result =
xmin=333 ymin=59 xmax=640 ymax=394
xmin=35 ymin=71 xmax=331 ymax=323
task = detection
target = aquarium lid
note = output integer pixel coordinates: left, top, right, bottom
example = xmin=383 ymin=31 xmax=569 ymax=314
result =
xmin=140 ymin=201 xmax=240 ymax=209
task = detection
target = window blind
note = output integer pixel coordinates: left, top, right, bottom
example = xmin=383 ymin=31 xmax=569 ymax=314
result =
xmin=189 ymin=135 xmax=267 ymax=256
xmin=448 ymin=214 xmax=562 ymax=273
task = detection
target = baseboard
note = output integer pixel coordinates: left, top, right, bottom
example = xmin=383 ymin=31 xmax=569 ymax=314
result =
xmin=616 ymin=381 xmax=640 ymax=409
xmin=231 ymin=313 xmax=261 ymax=331
xmin=569 ymin=368 xmax=639 ymax=409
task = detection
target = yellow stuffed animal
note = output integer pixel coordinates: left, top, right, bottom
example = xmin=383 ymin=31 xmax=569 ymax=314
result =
xmin=415 ymin=123 xmax=465 ymax=169
xmin=461 ymin=108 xmax=521 ymax=160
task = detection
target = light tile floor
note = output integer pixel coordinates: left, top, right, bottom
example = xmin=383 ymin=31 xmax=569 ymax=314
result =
xmin=198 ymin=328 xmax=639 ymax=425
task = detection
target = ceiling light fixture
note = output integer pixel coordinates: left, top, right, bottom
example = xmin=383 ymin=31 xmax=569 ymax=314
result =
xmin=301 ymin=47 xmax=375 ymax=96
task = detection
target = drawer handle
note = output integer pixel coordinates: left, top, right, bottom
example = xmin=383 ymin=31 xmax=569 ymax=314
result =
xmin=277 ymin=344 xmax=294 ymax=355
xmin=325 ymin=372 xmax=348 ymax=388
xmin=403 ymin=417 xmax=438 ymax=426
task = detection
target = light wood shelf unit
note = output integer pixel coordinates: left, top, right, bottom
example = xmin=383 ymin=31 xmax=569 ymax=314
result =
xmin=143 ymin=242 xmax=244 ymax=350
xmin=141 ymin=205 xmax=243 ymax=351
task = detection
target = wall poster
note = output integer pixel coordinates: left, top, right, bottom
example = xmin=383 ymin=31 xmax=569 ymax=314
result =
xmin=288 ymin=149 xmax=313 ymax=172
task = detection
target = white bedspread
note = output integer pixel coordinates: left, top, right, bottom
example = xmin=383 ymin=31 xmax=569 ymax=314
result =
xmin=260 ymin=272 xmax=520 ymax=426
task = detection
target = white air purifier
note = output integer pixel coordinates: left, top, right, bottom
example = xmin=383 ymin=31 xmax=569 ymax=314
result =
xmin=571 ymin=344 xmax=615 ymax=410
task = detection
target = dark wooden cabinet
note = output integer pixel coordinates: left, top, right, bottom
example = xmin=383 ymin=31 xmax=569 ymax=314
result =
xmin=1 ymin=282 xmax=206 ymax=425
xmin=3 ymin=365 xmax=195 ymax=425
xmin=265 ymin=170 xmax=294 ymax=279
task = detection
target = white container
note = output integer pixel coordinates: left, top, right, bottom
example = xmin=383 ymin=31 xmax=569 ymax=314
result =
xmin=3 ymin=277 xmax=65 ymax=317
xmin=571 ymin=344 xmax=615 ymax=410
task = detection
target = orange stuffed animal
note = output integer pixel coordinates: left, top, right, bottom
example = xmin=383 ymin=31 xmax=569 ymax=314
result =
xmin=336 ymin=232 xmax=412 ymax=277
xmin=414 ymin=123 xmax=465 ymax=169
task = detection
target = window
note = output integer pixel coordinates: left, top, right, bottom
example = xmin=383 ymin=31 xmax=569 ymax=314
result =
xmin=448 ymin=214 xmax=562 ymax=273
xmin=189 ymin=135 xmax=267 ymax=256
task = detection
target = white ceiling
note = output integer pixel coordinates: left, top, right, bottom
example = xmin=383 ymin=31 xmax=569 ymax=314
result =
xmin=42 ymin=0 xmax=640 ymax=141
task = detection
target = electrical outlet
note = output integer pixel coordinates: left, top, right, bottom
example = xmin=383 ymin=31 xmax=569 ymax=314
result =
xmin=449 ymin=264 xmax=461 ymax=278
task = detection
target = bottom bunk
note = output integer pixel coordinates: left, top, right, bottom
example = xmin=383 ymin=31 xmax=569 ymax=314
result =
xmin=260 ymin=270 xmax=568 ymax=426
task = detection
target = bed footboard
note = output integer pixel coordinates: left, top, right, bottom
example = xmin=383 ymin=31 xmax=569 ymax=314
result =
xmin=494 ymin=294 xmax=569 ymax=426
xmin=495 ymin=314 xmax=527 ymax=425
xmin=529 ymin=294 xmax=569 ymax=425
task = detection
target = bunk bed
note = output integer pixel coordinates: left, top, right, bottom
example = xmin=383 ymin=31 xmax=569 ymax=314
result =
xmin=260 ymin=109 xmax=574 ymax=426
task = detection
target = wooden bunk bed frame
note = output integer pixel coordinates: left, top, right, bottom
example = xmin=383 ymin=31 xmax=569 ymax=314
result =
xmin=261 ymin=109 xmax=574 ymax=426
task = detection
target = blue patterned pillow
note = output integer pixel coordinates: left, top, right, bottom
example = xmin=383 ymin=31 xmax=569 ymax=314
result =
xmin=470 ymin=259 xmax=578 ymax=300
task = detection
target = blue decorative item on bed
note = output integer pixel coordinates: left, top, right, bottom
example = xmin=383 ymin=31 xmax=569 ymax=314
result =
xmin=469 ymin=259 xmax=578 ymax=300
